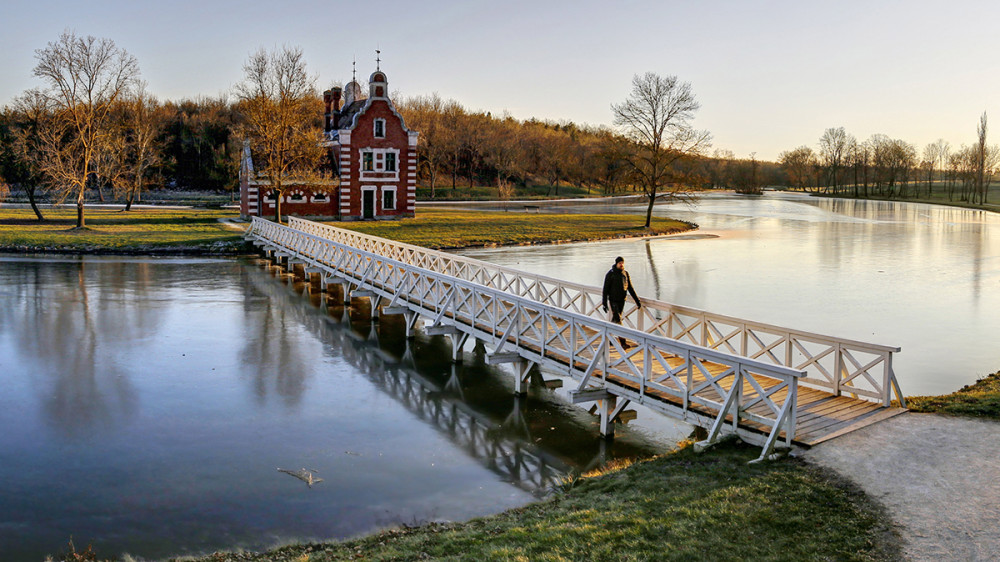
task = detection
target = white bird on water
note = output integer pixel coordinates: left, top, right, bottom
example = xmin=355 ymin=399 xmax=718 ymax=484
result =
xmin=277 ymin=467 xmax=323 ymax=488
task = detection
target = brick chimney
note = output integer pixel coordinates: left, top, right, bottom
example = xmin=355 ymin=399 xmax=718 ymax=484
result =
xmin=323 ymin=87 xmax=343 ymax=133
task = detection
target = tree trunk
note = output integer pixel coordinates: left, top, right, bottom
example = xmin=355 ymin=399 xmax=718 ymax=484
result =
xmin=644 ymin=188 xmax=656 ymax=228
xmin=76 ymin=199 xmax=85 ymax=229
xmin=273 ymin=190 xmax=282 ymax=223
xmin=125 ymin=186 xmax=136 ymax=211
xmin=25 ymin=186 xmax=45 ymax=221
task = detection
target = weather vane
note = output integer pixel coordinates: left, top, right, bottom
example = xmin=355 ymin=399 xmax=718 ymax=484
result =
xmin=376 ymin=46 xmax=381 ymax=71
xmin=352 ymin=56 xmax=356 ymax=83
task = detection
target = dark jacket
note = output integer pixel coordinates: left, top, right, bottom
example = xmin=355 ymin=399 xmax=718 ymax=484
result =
xmin=602 ymin=267 xmax=641 ymax=307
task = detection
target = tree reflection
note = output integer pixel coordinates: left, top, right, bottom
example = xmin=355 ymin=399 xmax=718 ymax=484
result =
xmin=0 ymin=258 xmax=166 ymax=438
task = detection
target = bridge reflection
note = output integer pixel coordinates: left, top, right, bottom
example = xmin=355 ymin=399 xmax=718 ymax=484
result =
xmin=244 ymin=260 xmax=590 ymax=497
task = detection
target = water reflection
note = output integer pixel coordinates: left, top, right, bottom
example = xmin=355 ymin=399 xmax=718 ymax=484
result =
xmin=240 ymin=263 xmax=663 ymax=497
xmin=0 ymin=259 xmax=155 ymax=437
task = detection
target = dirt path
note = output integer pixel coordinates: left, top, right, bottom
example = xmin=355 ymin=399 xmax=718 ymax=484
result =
xmin=800 ymin=412 xmax=1000 ymax=561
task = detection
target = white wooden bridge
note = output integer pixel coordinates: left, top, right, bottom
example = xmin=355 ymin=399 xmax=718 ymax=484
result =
xmin=245 ymin=216 xmax=907 ymax=463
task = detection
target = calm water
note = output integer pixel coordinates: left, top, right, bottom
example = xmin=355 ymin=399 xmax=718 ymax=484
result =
xmin=0 ymin=256 xmax=676 ymax=561
xmin=457 ymin=192 xmax=1000 ymax=396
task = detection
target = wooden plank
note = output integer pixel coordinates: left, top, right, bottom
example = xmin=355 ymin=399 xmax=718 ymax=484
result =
xmin=796 ymin=402 xmax=882 ymax=435
xmin=801 ymin=408 xmax=908 ymax=446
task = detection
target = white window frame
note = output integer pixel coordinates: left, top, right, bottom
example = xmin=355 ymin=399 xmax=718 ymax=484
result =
xmin=359 ymin=147 xmax=400 ymax=180
xmin=382 ymin=186 xmax=397 ymax=210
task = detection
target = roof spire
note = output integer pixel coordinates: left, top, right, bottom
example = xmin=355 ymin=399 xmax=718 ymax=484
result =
xmin=352 ymin=56 xmax=356 ymax=83
xmin=376 ymin=46 xmax=381 ymax=72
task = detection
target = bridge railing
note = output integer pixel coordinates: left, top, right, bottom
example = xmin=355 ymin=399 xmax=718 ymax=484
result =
xmin=250 ymin=217 xmax=807 ymax=461
xmin=285 ymin=217 xmax=904 ymax=407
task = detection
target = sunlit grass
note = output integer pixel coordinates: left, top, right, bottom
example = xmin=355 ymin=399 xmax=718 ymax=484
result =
xmin=906 ymin=371 xmax=1000 ymax=419
xmin=331 ymin=209 xmax=694 ymax=249
xmin=0 ymin=207 xmax=244 ymax=252
xmin=172 ymin=442 xmax=900 ymax=562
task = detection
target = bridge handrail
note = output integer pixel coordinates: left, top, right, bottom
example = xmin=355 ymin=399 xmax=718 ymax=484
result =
xmin=250 ymin=216 xmax=806 ymax=459
xmin=284 ymin=216 xmax=904 ymax=407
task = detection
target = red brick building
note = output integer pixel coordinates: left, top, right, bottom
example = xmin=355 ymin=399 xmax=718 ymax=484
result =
xmin=240 ymin=69 xmax=418 ymax=220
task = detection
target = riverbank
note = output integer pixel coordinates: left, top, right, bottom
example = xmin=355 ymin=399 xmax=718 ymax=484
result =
xmin=332 ymin=208 xmax=694 ymax=249
xmin=905 ymin=370 xmax=1000 ymax=419
xmin=156 ymin=441 xmax=897 ymax=562
xmin=0 ymin=206 xmax=694 ymax=254
xmin=0 ymin=206 xmax=245 ymax=254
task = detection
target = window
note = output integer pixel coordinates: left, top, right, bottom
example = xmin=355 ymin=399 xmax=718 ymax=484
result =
xmin=383 ymin=188 xmax=396 ymax=210
xmin=374 ymin=119 xmax=385 ymax=138
xmin=313 ymin=192 xmax=327 ymax=201
xmin=362 ymin=151 xmax=374 ymax=171
xmin=385 ymin=152 xmax=397 ymax=172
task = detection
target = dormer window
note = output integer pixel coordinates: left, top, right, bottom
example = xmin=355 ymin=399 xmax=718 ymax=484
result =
xmin=374 ymin=119 xmax=385 ymax=138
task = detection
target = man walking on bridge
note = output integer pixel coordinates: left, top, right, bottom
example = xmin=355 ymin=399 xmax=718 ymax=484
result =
xmin=602 ymin=256 xmax=642 ymax=350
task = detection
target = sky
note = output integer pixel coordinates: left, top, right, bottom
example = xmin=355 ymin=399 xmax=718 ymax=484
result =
xmin=3 ymin=0 xmax=1000 ymax=161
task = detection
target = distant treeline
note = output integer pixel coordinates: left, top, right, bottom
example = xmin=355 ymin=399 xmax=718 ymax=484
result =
xmin=778 ymin=120 xmax=997 ymax=204
xmin=0 ymin=92 xmax=782 ymax=198
xmin=3 ymin=92 xmax=992 ymax=203
xmin=0 ymin=96 xmax=240 ymax=195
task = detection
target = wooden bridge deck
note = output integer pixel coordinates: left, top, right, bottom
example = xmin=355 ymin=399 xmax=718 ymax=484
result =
xmin=605 ymin=348 xmax=906 ymax=446
xmin=409 ymin=295 xmax=906 ymax=448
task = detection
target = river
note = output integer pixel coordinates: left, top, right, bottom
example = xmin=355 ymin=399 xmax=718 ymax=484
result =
xmin=0 ymin=256 xmax=674 ymax=561
xmin=456 ymin=192 xmax=1000 ymax=397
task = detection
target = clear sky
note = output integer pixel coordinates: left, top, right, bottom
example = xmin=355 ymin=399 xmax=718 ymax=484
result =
xmin=3 ymin=0 xmax=999 ymax=161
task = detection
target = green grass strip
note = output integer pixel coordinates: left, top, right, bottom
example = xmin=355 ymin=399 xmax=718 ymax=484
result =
xmin=332 ymin=209 xmax=694 ymax=249
xmin=906 ymin=371 xmax=1000 ymax=419
xmin=0 ymin=207 xmax=244 ymax=253
xmin=168 ymin=442 xmax=900 ymax=562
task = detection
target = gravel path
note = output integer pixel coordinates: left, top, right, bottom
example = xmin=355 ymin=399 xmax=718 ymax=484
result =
xmin=800 ymin=412 xmax=1000 ymax=561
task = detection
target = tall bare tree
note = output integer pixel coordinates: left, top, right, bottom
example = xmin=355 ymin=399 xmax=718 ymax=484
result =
xmin=612 ymin=72 xmax=711 ymax=227
xmin=234 ymin=46 xmax=324 ymax=222
xmin=975 ymin=112 xmax=989 ymax=205
xmin=106 ymin=86 xmax=164 ymax=211
xmin=819 ymin=127 xmax=853 ymax=194
xmin=778 ymin=146 xmax=816 ymax=191
xmin=30 ymin=31 xmax=139 ymax=228
xmin=8 ymin=90 xmax=51 ymax=220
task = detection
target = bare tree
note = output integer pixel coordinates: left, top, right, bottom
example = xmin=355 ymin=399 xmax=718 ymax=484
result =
xmin=106 ymin=86 xmax=164 ymax=211
xmin=612 ymin=72 xmax=711 ymax=227
xmin=8 ymin=89 xmax=51 ymax=220
xmin=30 ymin=31 xmax=140 ymax=228
xmin=778 ymin=146 xmax=816 ymax=190
xmin=975 ymin=112 xmax=989 ymax=205
xmin=234 ymin=46 xmax=324 ymax=222
xmin=819 ymin=127 xmax=853 ymax=194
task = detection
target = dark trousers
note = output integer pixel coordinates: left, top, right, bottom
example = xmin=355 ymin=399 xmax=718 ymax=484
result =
xmin=608 ymin=300 xmax=628 ymax=348
xmin=608 ymin=300 xmax=625 ymax=325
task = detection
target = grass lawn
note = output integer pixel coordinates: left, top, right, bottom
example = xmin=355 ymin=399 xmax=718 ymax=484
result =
xmin=332 ymin=209 xmax=694 ymax=249
xmin=906 ymin=371 xmax=1000 ymax=419
xmin=0 ymin=207 xmax=244 ymax=253
xmin=415 ymin=183 xmax=608 ymax=201
xmin=165 ymin=441 xmax=899 ymax=562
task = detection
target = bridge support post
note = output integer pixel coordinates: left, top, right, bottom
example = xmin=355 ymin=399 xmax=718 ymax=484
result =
xmin=512 ymin=360 xmax=536 ymax=396
xmin=403 ymin=311 xmax=420 ymax=339
xmin=599 ymin=396 xmax=618 ymax=438
xmin=371 ymin=295 xmax=383 ymax=320
xmin=446 ymin=332 xmax=470 ymax=363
